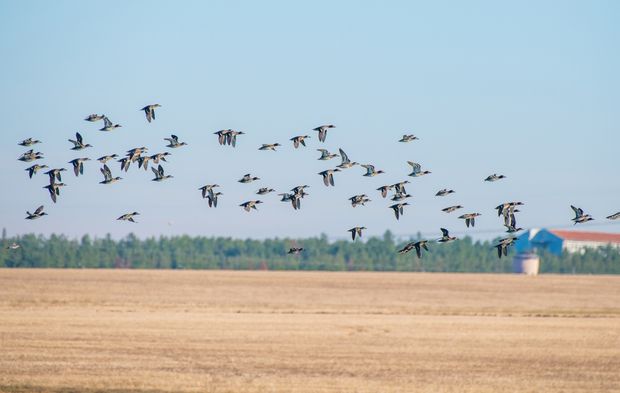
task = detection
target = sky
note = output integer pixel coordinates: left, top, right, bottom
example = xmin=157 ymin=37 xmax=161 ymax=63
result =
xmin=0 ymin=0 xmax=619 ymax=241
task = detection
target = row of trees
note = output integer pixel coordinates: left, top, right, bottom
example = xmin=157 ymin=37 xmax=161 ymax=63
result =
xmin=1 ymin=230 xmax=619 ymax=274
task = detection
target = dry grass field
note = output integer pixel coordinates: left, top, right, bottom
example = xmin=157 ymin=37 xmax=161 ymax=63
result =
xmin=0 ymin=269 xmax=619 ymax=393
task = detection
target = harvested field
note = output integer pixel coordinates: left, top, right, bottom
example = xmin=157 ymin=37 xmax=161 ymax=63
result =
xmin=0 ymin=269 xmax=619 ymax=392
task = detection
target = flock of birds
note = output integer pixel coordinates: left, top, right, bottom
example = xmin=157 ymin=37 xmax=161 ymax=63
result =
xmin=12 ymin=104 xmax=620 ymax=259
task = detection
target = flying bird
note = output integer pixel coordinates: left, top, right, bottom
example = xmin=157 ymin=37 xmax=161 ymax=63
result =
xmin=151 ymin=165 xmax=173 ymax=181
xmin=290 ymin=135 xmax=310 ymax=148
xmin=99 ymin=116 xmax=122 ymax=131
xmin=571 ymin=205 xmax=594 ymax=224
xmin=317 ymin=149 xmax=339 ymax=160
xmin=99 ymin=164 xmax=122 ymax=184
xmin=399 ymin=134 xmax=419 ymax=143
xmin=313 ymin=124 xmax=335 ymax=142
xmin=240 ymin=200 xmax=262 ymax=212
xmin=459 ymin=213 xmax=481 ymax=228
xmin=348 ymin=226 xmax=366 ymax=241
xmin=319 ymin=169 xmax=340 ymax=186
xmin=117 ymin=212 xmax=140 ymax=223
xmin=165 ymin=135 xmax=187 ymax=148
xmin=398 ymin=240 xmax=429 ymax=259
xmin=25 ymin=164 xmax=48 ymax=179
xmin=442 ymin=205 xmax=464 ymax=213
xmin=361 ymin=164 xmax=384 ymax=177
xmin=259 ymin=143 xmax=281 ymax=151
xmin=18 ymin=138 xmax=41 ymax=146
xmin=84 ymin=114 xmax=105 ymax=122
xmin=485 ymin=174 xmax=506 ymax=182
xmin=68 ymin=132 xmax=92 ymax=150
xmin=69 ymin=157 xmax=90 ymax=177
xmin=25 ymin=205 xmax=47 ymax=220
xmin=238 ymin=174 xmax=260 ymax=183
xmin=435 ymin=189 xmax=455 ymax=197
xmin=389 ymin=202 xmax=409 ymax=220
xmin=407 ymin=161 xmax=431 ymax=177
xmin=141 ymin=104 xmax=161 ymax=123
xmin=438 ymin=228 xmax=457 ymax=243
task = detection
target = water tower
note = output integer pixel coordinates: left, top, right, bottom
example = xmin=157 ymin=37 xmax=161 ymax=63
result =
xmin=513 ymin=252 xmax=540 ymax=275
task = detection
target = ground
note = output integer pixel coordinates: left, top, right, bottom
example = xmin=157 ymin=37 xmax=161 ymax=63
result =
xmin=0 ymin=269 xmax=619 ymax=392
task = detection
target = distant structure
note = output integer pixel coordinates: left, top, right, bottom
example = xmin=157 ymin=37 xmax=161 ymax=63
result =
xmin=515 ymin=228 xmax=620 ymax=255
xmin=512 ymin=252 xmax=540 ymax=275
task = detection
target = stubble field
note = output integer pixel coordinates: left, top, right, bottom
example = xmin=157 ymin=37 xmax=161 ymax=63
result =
xmin=0 ymin=269 xmax=619 ymax=393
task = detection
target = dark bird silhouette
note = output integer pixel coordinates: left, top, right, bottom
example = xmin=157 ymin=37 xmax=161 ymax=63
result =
xmin=319 ymin=169 xmax=340 ymax=186
xmin=290 ymin=135 xmax=310 ymax=148
xmin=459 ymin=213 xmax=481 ymax=228
xmin=348 ymin=226 xmax=366 ymax=241
xmin=99 ymin=164 xmax=122 ymax=184
xmin=442 ymin=205 xmax=464 ymax=213
xmin=398 ymin=240 xmax=429 ymax=258
xmin=68 ymin=132 xmax=92 ymax=150
xmin=25 ymin=205 xmax=47 ymax=220
xmin=313 ymin=124 xmax=335 ymax=142
xmin=69 ymin=157 xmax=90 ymax=177
xmin=117 ymin=212 xmax=140 ymax=223
xmin=141 ymin=104 xmax=161 ymax=123
xmin=389 ymin=202 xmax=409 ymax=220
xmin=438 ymin=228 xmax=456 ymax=243
xmin=25 ymin=164 xmax=48 ymax=179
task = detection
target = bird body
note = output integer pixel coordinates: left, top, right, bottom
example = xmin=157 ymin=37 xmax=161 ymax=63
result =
xmin=313 ymin=124 xmax=335 ymax=142
xmin=348 ymin=226 xmax=366 ymax=241
xmin=238 ymin=174 xmax=259 ymax=183
xmin=84 ymin=114 xmax=105 ymax=122
xmin=240 ymin=200 xmax=262 ymax=212
xmin=18 ymin=138 xmax=41 ymax=146
xmin=485 ymin=174 xmax=506 ymax=182
xmin=25 ymin=205 xmax=47 ymax=220
xmin=399 ymin=134 xmax=419 ymax=143
xmin=257 ymin=187 xmax=275 ymax=195
xmin=389 ymin=202 xmax=409 ymax=220
xmin=361 ymin=164 xmax=384 ymax=177
xmin=438 ymin=228 xmax=456 ymax=243
xmin=398 ymin=240 xmax=429 ymax=258
xmin=117 ymin=212 xmax=140 ymax=223
xmin=317 ymin=149 xmax=339 ymax=160
xmin=165 ymin=135 xmax=187 ymax=148
xmin=290 ymin=135 xmax=310 ymax=148
xmin=350 ymin=194 xmax=371 ymax=208
xmin=100 ymin=164 xmax=122 ymax=184
xmin=151 ymin=165 xmax=173 ymax=181
xmin=442 ymin=205 xmax=463 ymax=213
xmin=607 ymin=212 xmax=620 ymax=220
xmin=435 ymin=188 xmax=455 ymax=197
xmin=68 ymin=132 xmax=92 ymax=150
xmin=259 ymin=143 xmax=281 ymax=151
xmin=459 ymin=213 xmax=481 ymax=228
xmin=337 ymin=148 xmax=358 ymax=169
xmin=99 ymin=116 xmax=121 ymax=131
xmin=141 ymin=104 xmax=161 ymax=123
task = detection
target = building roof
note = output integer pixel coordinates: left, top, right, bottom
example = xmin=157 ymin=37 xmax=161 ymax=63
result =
xmin=550 ymin=230 xmax=620 ymax=243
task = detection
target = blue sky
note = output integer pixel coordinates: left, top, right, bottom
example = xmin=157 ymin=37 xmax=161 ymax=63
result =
xmin=1 ymin=1 xmax=619 ymax=240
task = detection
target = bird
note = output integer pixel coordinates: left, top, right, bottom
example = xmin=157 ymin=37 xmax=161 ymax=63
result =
xmin=377 ymin=185 xmax=394 ymax=198
xmin=442 ymin=205 xmax=464 ymax=213
xmin=290 ymin=135 xmax=310 ymax=148
xmin=485 ymin=174 xmax=506 ymax=182
xmin=151 ymin=165 xmax=173 ymax=182
xmin=290 ymin=185 xmax=310 ymax=195
xmin=502 ymin=206 xmax=520 ymax=229
xmin=68 ymin=132 xmax=92 ymax=150
xmin=99 ymin=164 xmax=122 ymax=184
xmin=571 ymin=205 xmax=594 ymax=224
xmin=399 ymin=134 xmax=419 ymax=143
xmin=392 ymin=181 xmax=410 ymax=194
xmin=495 ymin=202 xmax=524 ymax=217
xmin=607 ymin=212 xmax=620 ymax=220
xmin=69 ymin=157 xmax=90 ymax=177
xmin=137 ymin=155 xmax=151 ymax=171
xmin=25 ymin=205 xmax=47 ymax=220
xmin=336 ymin=148 xmax=358 ymax=169
xmin=459 ymin=213 xmax=481 ymax=228
xmin=494 ymin=237 xmax=516 ymax=259
xmin=5 ymin=242 xmax=20 ymax=250
xmin=435 ymin=189 xmax=455 ymax=197
xmin=407 ymin=161 xmax=431 ymax=177
xmin=259 ymin=143 xmax=281 ymax=151
xmin=207 ymin=192 xmax=223 ymax=208
xmin=117 ymin=212 xmax=140 ymax=223
xmin=199 ymin=184 xmax=220 ymax=199
xmin=44 ymin=168 xmax=66 ymax=184
xmin=214 ymin=129 xmax=231 ymax=145
xmin=348 ymin=226 xmax=366 ymax=241
xmin=350 ymin=194 xmax=371 ymax=208
xmin=240 ymin=200 xmax=262 ymax=212
xmin=398 ymin=240 xmax=429 ymax=259
xmin=43 ymin=183 xmax=66 ymax=203
xmin=18 ymin=138 xmax=41 ymax=146
xmin=164 ymin=135 xmax=187 ymax=148
xmin=118 ymin=157 xmax=131 ymax=172
xmin=125 ymin=147 xmax=147 ymax=163
xmin=391 ymin=192 xmax=412 ymax=202
xmin=317 ymin=149 xmax=339 ymax=160
xmin=141 ymin=104 xmax=161 ymax=123
xmin=225 ymin=130 xmax=244 ymax=147
xmin=389 ymin=202 xmax=409 ymax=220
xmin=99 ymin=116 xmax=121 ymax=131
xmin=97 ymin=154 xmax=119 ymax=164
xmin=84 ymin=114 xmax=105 ymax=122
xmin=18 ymin=149 xmax=44 ymax=162
xmin=319 ymin=169 xmax=340 ymax=186
xmin=150 ymin=152 xmax=171 ymax=164
xmin=438 ymin=228 xmax=457 ymax=243
xmin=313 ymin=124 xmax=335 ymax=142
xmin=257 ymin=187 xmax=275 ymax=195
xmin=238 ymin=174 xmax=260 ymax=183
xmin=288 ymin=247 xmax=304 ymax=255
xmin=25 ymin=164 xmax=48 ymax=179
xmin=361 ymin=164 xmax=384 ymax=177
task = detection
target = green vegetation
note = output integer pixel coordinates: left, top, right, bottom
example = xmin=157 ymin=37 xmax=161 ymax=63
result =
xmin=1 ymin=230 xmax=618 ymax=273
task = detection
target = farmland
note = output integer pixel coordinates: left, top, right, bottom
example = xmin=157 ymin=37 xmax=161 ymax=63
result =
xmin=0 ymin=269 xmax=619 ymax=392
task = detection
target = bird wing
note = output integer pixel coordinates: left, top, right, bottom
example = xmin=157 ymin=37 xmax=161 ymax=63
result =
xmin=329 ymin=173 xmax=335 ymax=186
xmin=102 ymin=164 xmax=112 ymax=179
xmin=570 ymin=205 xmax=583 ymax=218
xmin=422 ymin=242 xmax=429 ymax=251
xmin=103 ymin=117 xmax=112 ymax=128
xmin=76 ymin=132 xmax=83 ymax=143
xmin=339 ymin=148 xmax=350 ymax=164
xmin=415 ymin=244 xmax=421 ymax=258
xmin=151 ymin=166 xmax=159 ymax=178
xmin=440 ymin=228 xmax=449 ymax=237
xmin=408 ymin=161 xmax=421 ymax=173
xmin=171 ymin=135 xmax=179 ymax=143
xmin=34 ymin=205 xmax=44 ymax=215
xmin=158 ymin=165 xmax=164 ymax=176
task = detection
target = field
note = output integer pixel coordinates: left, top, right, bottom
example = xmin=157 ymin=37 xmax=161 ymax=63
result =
xmin=0 ymin=270 xmax=619 ymax=393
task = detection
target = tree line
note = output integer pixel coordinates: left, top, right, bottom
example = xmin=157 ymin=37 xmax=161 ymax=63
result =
xmin=1 ymin=230 xmax=618 ymax=274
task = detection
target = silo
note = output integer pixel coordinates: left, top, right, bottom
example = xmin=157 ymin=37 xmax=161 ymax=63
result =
xmin=513 ymin=252 xmax=540 ymax=275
